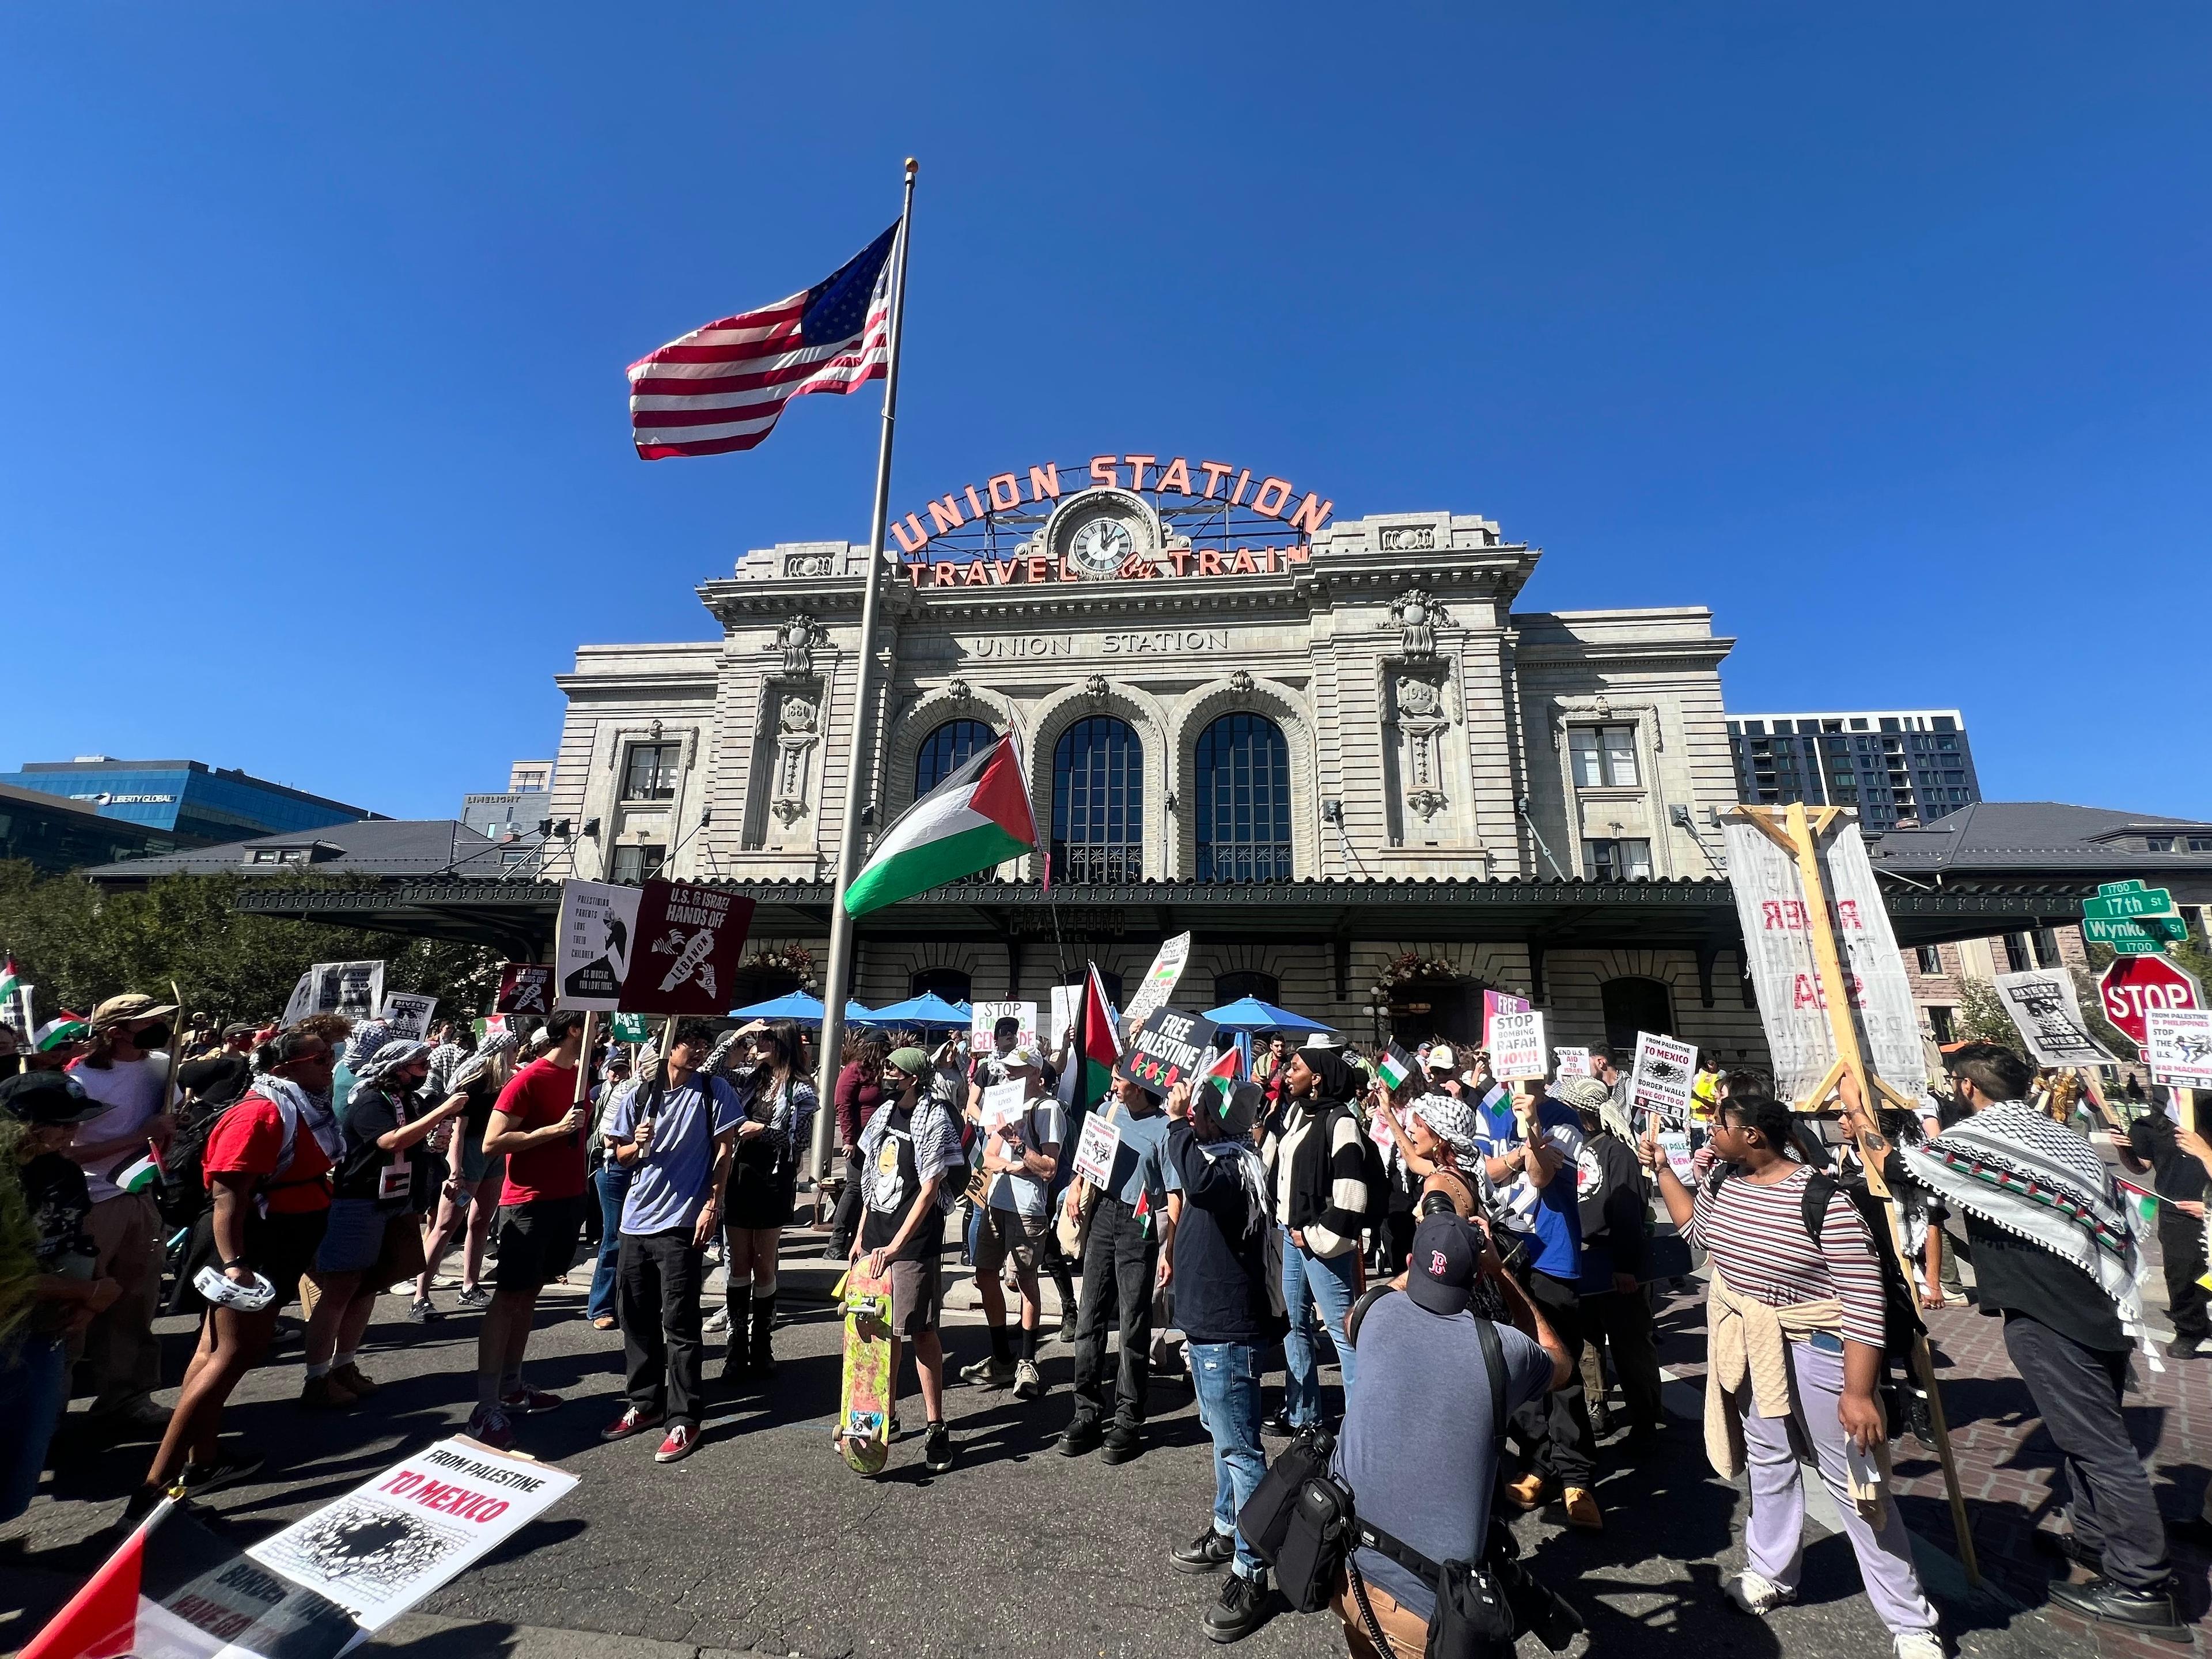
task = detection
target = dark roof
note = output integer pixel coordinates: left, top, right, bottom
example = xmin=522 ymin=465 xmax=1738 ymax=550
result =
xmin=1868 ymin=801 xmax=2212 ymax=887
xmin=83 ymin=820 xmax=528 ymax=885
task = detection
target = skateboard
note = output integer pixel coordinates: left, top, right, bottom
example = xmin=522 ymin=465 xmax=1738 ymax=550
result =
xmin=834 ymin=1264 xmax=895 ymax=1475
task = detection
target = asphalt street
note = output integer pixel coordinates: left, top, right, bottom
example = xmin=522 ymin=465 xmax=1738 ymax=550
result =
xmin=0 ymin=1238 xmax=2078 ymax=1659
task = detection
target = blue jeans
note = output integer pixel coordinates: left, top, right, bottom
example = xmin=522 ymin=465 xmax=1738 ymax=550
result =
xmin=0 ymin=1335 xmax=68 ymax=1521
xmin=1190 ymin=1340 xmax=1268 ymax=1575
xmin=589 ymin=1162 xmax=631 ymax=1322
xmin=1281 ymin=1234 xmax=1360 ymax=1426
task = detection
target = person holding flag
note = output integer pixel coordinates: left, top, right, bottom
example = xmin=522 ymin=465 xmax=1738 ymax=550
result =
xmin=959 ymin=1048 xmax=1062 ymax=1401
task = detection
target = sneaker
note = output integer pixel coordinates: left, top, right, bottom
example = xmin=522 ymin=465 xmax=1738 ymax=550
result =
xmin=1101 ymin=1425 xmax=1142 ymax=1465
xmin=2044 ymin=1575 xmax=2189 ymax=1640
xmin=406 ymin=1298 xmax=440 ymax=1323
xmin=330 ymin=1363 xmax=379 ymax=1397
xmin=1504 ymin=1472 xmax=1550 ymax=1511
xmin=499 ymin=1387 xmax=563 ymax=1415
xmin=180 ymin=1450 xmax=266 ymax=1497
xmin=654 ymin=1423 xmax=699 ymax=1464
xmin=923 ymin=1422 xmax=955 ymax=1473
xmin=300 ymin=1374 xmax=358 ymax=1411
xmin=1205 ymin=1571 xmax=1271 ymax=1643
xmin=465 ymin=1403 xmax=515 ymax=1450
xmin=960 ymin=1354 xmax=1016 ymax=1388
xmin=1724 ymin=1570 xmax=1797 ymax=1616
xmin=1057 ymin=1421 xmax=1104 ymax=1457
xmin=1013 ymin=1359 xmax=1044 ymax=1400
xmin=1260 ymin=1411 xmax=1297 ymax=1438
xmin=703 ymin=1308 xmax=730 ymax=1334
xmin=1893 ymin=1634 xmax=1945 ymax=1659
xmin=1563 ymin=1487 xmax=1603 ymax=1531
xmin=601 ymin=1406 xmax=664 ymax=1442
xmin=1054 ymin=1314 xmax=1081 ymax=1344
xmin=431 ymin=1274 xmax=467 ymax=1289
xmin=2168 ymin=1336 xmax=2200 ymax=1359
xmin=455 ymin=1286 xmax=491 ymax=1309
xmin=1173 ymin=1526 xmax=1236 ymax=1574
xmin=888 ymin=1410 xmax=903 ymax=1442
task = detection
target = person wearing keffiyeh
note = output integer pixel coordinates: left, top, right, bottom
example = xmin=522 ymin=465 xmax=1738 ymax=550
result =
xmin=1904 ymin=1043 xmax=2182 ymax=1638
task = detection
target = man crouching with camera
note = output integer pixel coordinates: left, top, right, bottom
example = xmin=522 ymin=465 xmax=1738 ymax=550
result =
xmin=1329 ymin=1210 xmax=1574 ymax=1658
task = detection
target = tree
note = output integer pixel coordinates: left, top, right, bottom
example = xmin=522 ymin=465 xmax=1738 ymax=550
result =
xmin=0 ymin=862 xmax=501 ymax=1027
xmin=1952 ymin=976 xmax=2028 ymax=1052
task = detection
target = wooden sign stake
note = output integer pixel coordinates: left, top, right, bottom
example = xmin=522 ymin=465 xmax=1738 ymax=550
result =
xmin=1732 ymin=802 xmax=1982 ymax=1587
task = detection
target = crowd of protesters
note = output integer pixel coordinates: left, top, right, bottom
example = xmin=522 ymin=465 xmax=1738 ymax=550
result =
xmin=0 ymin=987 xmax=2200 ymax=1654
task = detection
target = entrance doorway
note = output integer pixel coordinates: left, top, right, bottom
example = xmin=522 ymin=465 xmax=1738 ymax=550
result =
xmin=1390 ymin=981 xmax=1478 ymax=1050
xmin=1601 ymin=976 xmax=1675 ymax=1054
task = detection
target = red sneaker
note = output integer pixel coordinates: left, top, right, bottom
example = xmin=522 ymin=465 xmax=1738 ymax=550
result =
xmin=601 ymin=1406 xmax=664 ymax=1442
xmin=654 ymin=1423 xmax=698 ymax=1464
xmin=499 ymin=1387 xmax=563 ymax=1416
xmin=465 ymin=1403 xmax=515 ymax=1451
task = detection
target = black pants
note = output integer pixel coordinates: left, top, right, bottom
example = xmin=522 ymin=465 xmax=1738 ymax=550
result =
xmin=1071 ymin=1196 xmax=1157 ymax=1433
xmin=2159 ymin=1225 xmax=2209 ymax=1343
xmin=1512 ymin=1270 xmax=1597 ymax=1488
xmin=618 ymin=1229 xmax=706 ymax=1428
xmin=1584 ymin=1283 xmax=1665 ymax=1434
xmin=828 ymin=1156 xmax=865 ymax=1255
xmin=2003 ymin=1312 xmax=2170 ymax=1591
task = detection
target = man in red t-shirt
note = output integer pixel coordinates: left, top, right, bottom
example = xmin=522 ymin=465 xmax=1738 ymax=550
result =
xmin=468 ymin=1009 xmax=590 ymax=1448
xmin=135 ymin=1029 xmax=339 ymax=1515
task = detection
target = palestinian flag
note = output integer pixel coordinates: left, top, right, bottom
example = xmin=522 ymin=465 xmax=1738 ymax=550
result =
xmin=1072 ymin=964 xmax=1121 ymax=1113
xmin=114 ymin=1153 xmax=163 ymax=1196
xmin=0 ymin=954 xmax=22 ymax=1027
xmin=35 ymin=1013 xmax=88 ymax=1052
xmin=1376 ymin=1043 xmax=1415 ymax=1091
xmin=1199 ymin=1045 xmax=1240 ymax=1102
xmin=843 ymin=732 xmax=1041 ymax=917
xmin=20 ymin=1497 xmax=358 ymax=1659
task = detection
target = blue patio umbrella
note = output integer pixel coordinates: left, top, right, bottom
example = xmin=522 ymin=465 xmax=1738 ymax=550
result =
xmin=1201 ymin=995 xmax=1339 ymax=1036
xmin=864 ymin=990 xmax=974 ymax=1031
xmin=725 ymin=990 xmax=879 ymax=1027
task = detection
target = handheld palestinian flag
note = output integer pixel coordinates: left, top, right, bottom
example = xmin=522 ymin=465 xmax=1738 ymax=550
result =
xmin=1199 ymin=1045 xmax=1240 ymax=1102
xmin=114 ymin=1153 xmax=162 ymax=1196
xmin=0 ymin=953 xmax=22 ymax=1027
xmin=1376 ymin=1043 xmax=1416 ymax=1092
xmin=843 ymin=732 xmax=1041 ymax=916
xmin=1073 ymin=964 xmax=1120 ymax=1113
xmin=35 ymin=1013 xmax=88 ymax=1052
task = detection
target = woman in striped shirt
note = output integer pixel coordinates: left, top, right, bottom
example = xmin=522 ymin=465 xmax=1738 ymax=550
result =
xmin=1642 ymin=1092 xmax=1940 ymax=1659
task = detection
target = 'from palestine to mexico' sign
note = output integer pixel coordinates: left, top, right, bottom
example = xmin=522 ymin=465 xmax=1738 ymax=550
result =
xmin=556 ymin=879 xmax=756 ymax=1016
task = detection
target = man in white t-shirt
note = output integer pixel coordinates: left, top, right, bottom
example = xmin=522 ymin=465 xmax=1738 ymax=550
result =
xmin=960 ymin=1050 xmax=1063 ymax=1400
xmin=67 ymin=993 xmax=179 ymax=1432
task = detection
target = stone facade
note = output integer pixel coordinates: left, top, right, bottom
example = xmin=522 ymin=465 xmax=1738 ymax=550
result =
xmin=548 ymin=497 xmax=1770 ymax=1060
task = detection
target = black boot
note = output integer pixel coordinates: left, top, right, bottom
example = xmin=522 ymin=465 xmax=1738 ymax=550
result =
xmin=749 ymin=1290 xmax=778 ymax=1379
xmin=722 ymin=1287 xmax=752 ymax=1382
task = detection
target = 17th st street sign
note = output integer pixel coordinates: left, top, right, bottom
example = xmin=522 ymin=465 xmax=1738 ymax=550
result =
xmin=2087 ymin=879 xmax=2181 ymax=919
xmin=2082 ymin=879 xmax=2186 ymax=955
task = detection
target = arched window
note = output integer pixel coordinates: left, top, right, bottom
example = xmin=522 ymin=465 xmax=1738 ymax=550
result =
xmin=1213 ymin=971 xmax=1281 ymax=1007
xmin=1600 ymin=977 xmax=1675 ymax=1055
xmin=915 ymin=719 xmax=997 ymax=797
xmin=1195 ymin=713 xmax=1292 ymax=883
xmin=910 ymin=967 xmax=972 ymax=1003
xmin=1052 ymin=717 xmax=1143 ymax=882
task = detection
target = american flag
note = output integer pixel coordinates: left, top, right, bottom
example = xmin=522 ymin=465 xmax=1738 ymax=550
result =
xmin=627 ymin=221 xmax=899 ymax=459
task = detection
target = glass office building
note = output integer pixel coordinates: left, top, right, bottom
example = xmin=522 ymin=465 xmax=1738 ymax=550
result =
xmin=1725 ymin=710 xmax=1979 ymax=832
xmin=0 ymin=757 xmax=372 ymax=844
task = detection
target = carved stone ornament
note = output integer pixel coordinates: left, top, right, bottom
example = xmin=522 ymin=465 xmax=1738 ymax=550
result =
xmin=1228 ymin=669 xmax=1254 ymax=695
xmin=1083 ymin=673 xmax=1109 ymax=702
xmin=771 ymin=693 xmax=820 ymax=824
xmin=773 ymin=613 xmax=821 ymax=675
xmin=1391 ymin=670 xmax=1452 ymax=820
xmin=1406 ymin=789 xmax=1449 ymax=821
xmin=946 ymin=677 xmax=972 ymax=703
xmin=1388 ymin=589 xmax=1450 ymax=660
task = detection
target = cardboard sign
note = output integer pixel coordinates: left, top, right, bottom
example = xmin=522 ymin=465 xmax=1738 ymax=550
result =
xmin=1071 ymin=1113 xmax=1122 ymax=1187
xmin=1628 ymin=1032 xmax=1698 ymax=1126
xmin=970 ymin=1000 xmax=1039 ymax=1054
xmin=556 ymin=879 xmax=641 ymax=1011
xmin=2146 ymin=1008 xmax=2212 ymax=1089
xmin=1553 ymin=1046 xmax=1592 ymax=1079
xmin=1657 ymin=1128 xmax=1695 ymax=1184
xmin=1488 ymin=1009 xmax=1547 ymax=1081
xmin=1994 ymin=969 xmax=2118 ymax=1066
xmin=495 ymin=963 xmax=554 ymax=1017
xmin=248 ymin=1437 xmax=577 ymax=1631
xmin=283 ymin=961 xmax=385 ymax=1027
xmin=1120 ymin=931 xmax=1193 ymax=1035
xmin=1723 ymin=816 xmax=1927 ymax=1105
xmin=1482 ymin=988 xmax=1531 ymax=1052
xmin=1124 ymin=1006 xmax=1220 ymax=1097
xmin=626 ymin=879 xmax=756 ymax=1015
xmin=380 ymin=993 xmax=438 ymax=1042
xmin=979 ymin=1078 xmax=1028 ymax=1135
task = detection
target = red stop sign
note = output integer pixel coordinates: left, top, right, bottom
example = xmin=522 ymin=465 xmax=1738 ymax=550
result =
xmin=2099 ymin=955 xmax=2205 ymax=1047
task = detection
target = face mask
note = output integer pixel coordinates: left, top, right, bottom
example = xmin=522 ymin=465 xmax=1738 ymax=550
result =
xmin=135 ymin=1024 xmax=172 ymax=1050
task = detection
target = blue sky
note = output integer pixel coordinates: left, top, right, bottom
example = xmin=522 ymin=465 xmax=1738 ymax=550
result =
xmin=4 ymin=6 xmax=2206 ymax=821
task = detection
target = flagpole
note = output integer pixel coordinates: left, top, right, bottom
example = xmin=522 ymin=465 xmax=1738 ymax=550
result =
xmin=809 ymin=157 xmax=917 ymax=1184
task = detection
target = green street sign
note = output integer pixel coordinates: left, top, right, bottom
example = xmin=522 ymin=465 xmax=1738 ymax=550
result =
xmin=2099 ymin=880 xmax=2150 ymax=897
xmin=2085 ymin=915 xmax=2187 ymax=947
xmin=2108 ymin=937 xmax=2170 ymax=957
xmin=2083 ymin=887 xmax=2177 ymax=919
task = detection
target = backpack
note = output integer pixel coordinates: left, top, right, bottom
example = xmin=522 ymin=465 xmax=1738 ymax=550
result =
xmin=156 ymin=1092 xmax=316 ymax=1234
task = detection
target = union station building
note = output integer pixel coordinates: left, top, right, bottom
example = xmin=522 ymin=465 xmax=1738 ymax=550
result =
xmin=236 ymin=453 xmax=2120 ymax=1063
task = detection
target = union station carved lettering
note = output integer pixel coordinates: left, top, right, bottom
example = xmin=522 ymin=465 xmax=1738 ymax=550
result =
xmin=966 ymin=629 xmax=1232 ymax=660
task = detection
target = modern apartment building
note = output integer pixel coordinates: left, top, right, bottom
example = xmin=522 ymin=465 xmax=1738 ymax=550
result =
xmin=1726 ymin=709 xmax=1978 ymax=832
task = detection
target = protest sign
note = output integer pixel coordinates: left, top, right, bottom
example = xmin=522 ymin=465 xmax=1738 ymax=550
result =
xmin=1482 ymin=988 xmax=1531 ymax=1051
xmin=1050 ymin=984 xmax=1077 ymax=1048
xmin=1628 ymin=1032 xmax=1698 ymax=1126
xmin=970 ymin=999 xmax=1038 ymax=1053
xmin=1120 ymin=932 xmax=1193 ymax=1035
xmin=609 ymin=1011 xmax=652 ymax=1044
xmin=1993 ymin=969 xmax=2118 ymax=1067
xmin=979 ymin=1078 xmax=1027 ymax=1137
xmin=2146 ymin=1008 xmax=2212 ymax=1089
xmin=555 ymin=881 xmax=639 ymax=1010
xmin=1723 ymin=815 xmax=1926 ymax=1105
xmin=1071 ymin=1113 xmax=1121 ymax=1187
xmin=378 ymin=994 xmax=438 ymax=1042
xmin=495 ymin=963 xmax=553 ymax=1017
xmin=1488 ymin=1009 xmax=1547 ymax=1082
xmin=247 ymin=1437 xmax=577 ymax=1632
xmin=1553 ymin=1046 xmax=1592 ymax=1078
xmin=1657 ymin=1128 xmax=1695 ymax=1184
xmin=1123 ymin=1006 xmax=1220 ymax=1097
xmin=625 ymin=879 xmax=756 ymax=1014
xmin=282 ymin=962 xmax=385 ymax=1028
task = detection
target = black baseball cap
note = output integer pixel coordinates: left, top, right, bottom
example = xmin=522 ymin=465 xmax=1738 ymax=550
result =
xmin=1407 ymin=1213 xmax=1480 ymax=1316
xmin=0 ymin=1070 xmax=105 ymax=1126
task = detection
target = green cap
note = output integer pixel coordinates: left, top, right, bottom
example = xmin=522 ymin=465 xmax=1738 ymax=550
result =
xmin=887 ymin=1046 xmax=929 ymax=1076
